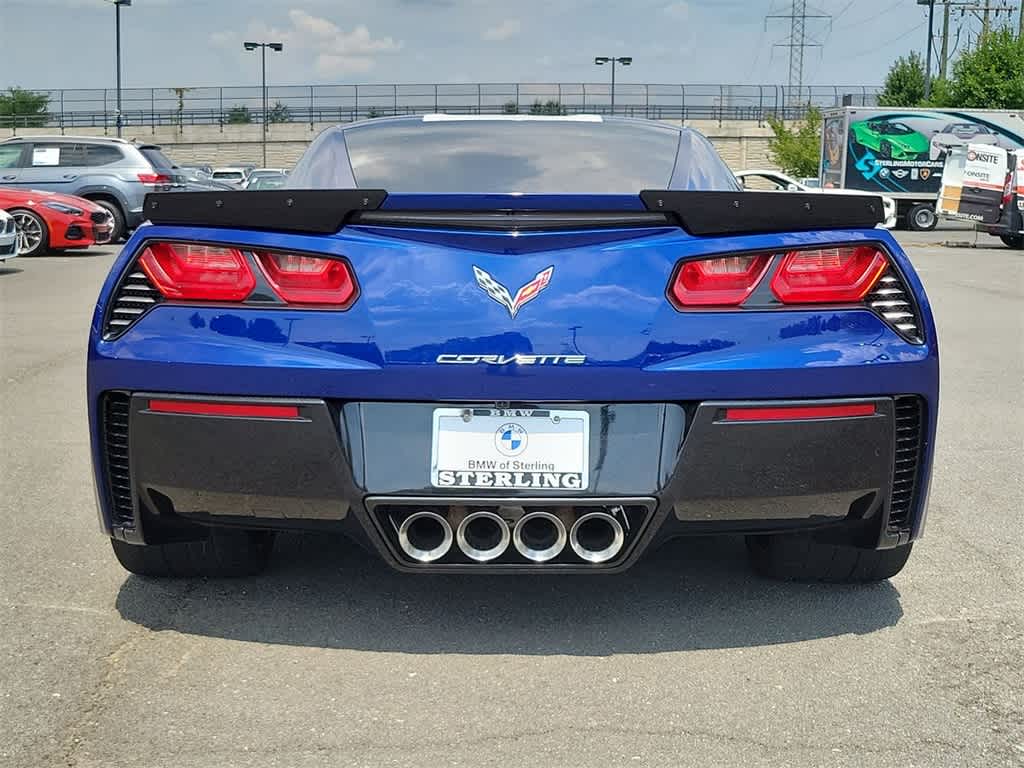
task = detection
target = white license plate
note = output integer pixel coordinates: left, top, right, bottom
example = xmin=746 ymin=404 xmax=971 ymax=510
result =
xmin=431 ymin=408 xmax=589 ymax=490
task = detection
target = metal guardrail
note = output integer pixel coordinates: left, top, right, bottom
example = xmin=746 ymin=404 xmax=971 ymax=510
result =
xmin=0 ymin=83 xmax=881 ymax=130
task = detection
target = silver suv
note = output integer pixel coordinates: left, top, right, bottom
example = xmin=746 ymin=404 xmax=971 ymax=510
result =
xmin=0 ymin=136 xmax=184 ymax=241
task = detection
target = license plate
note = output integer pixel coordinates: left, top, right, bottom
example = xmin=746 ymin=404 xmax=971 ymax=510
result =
xmin=431 ymin=407 xmax=589 ymax=491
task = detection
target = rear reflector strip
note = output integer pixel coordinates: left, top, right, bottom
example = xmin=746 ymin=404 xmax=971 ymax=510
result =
xmin=724 ymin=404 xmax=876 ymax=421
xmin=147 ymin=400 xmax=301 ymax=419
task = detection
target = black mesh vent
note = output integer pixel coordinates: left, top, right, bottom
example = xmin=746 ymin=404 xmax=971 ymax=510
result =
xmin=103 ymin=267 xmax=162 ymax=339
xmin=889 ymin=396 xmax=924 ymax=531
xmin=865 ymin=269 xmax=923 ymax=344
xmin=102 ymin=393 xmax=135 ymax=528
xmin=90 ymin=211 xmax=108 ymax=224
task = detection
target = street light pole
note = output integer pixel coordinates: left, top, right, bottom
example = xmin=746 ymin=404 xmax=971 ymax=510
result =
xmin=594 ymin=56 xmax=632 ymax=116
xmin=105 ymin=0 xmax=131 ymax=137
xmin=244 ymin=41 xmax=283 ymax=167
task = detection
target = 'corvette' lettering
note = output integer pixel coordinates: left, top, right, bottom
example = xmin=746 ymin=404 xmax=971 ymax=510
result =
xmin=436 ymin=354 xmax=586 ymax=366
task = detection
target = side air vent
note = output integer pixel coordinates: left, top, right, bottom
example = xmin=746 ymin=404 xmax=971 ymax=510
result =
xmin=889 ymin=396 xmax=924 ymax=531
xmin=103 ymin=267 xmax=162 ymax=339
xmin=865 ymin=269 xmax=923 ymax=343
xmin=102 ymin=392 xmax=135 ymax=528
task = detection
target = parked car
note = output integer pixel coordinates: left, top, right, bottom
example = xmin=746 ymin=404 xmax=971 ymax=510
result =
xmin=246 ymin=175 xmax=287 ymax=190
xmin=91 ymin=116 xmax=935 ymax=583
xmin=0 ymin=187 xmax=113 ymax=256
xmin=179 ymin=167 xmax=237 ymax=191
xmin=849 ymin=119 xmax=930 ymax=161
xmin=180 ymin=164 xmax=213 ymax=176
xmin=736 ymin=169 xmax=898 ymax=229
xmin=210 ymin=167 xmax=248 ymax=187
xmin=0 ymin=136 xmax=184 ymax=242
xmin=929 ymin=122 xmax=1001 ymax=161
xmin=0 ymin=209 xmax=17 ymax=263
xmin=243 ymin=170 xmax=288 ymax=189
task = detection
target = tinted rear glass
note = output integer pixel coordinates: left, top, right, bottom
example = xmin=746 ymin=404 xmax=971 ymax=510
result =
xmin=343 ymin=119 xmax=681 ymax=193
xmin=140 ymin=147 xmax=175 ymax=169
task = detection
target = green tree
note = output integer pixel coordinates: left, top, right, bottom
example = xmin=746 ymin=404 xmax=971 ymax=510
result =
xmin=502 ymin=100 xmax=520 ymax=114
xmin=878 ymin=51 xmax=927 ymax=107
xmin=932 ymin=28 xmax=1024 ymax=109
xmin=226 ymin=105 xmax=253 ymax=124
xmin=0 ymin=87 xmax=49 ymax=128
xmin=529 ymin=99 xmax=566 ymax=116
xmin=267 ymin=100 xmax=291 ymax=123
xmin=765 ymin=106 xmax=822 ymax=179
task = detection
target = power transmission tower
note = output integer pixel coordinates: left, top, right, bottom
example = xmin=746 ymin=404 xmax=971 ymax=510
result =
xmin=766 ymin=1 xmax=831 ymax=102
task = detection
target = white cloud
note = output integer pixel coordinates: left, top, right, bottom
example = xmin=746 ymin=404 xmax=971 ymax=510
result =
xmin=210 ymin=9 xmax=402 ymax=77
xmin=663 ymin=1 xmax=690 ymax=21
xmin=482 ymin=19 xmax=521 ymax=42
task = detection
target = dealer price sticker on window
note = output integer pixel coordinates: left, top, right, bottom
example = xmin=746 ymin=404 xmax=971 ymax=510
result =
xmin=431 ymin=408 xmax=589 ymax=490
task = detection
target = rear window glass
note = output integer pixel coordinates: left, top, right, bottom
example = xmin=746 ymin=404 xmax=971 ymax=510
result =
xmin=213 ymin=171 xmax=243 ymax=180
xmin=87 ymin=145 xmax=125 ymax=166
xmin=343 ymin=119 xmax=682 ymax=193
xmin=140 ymin=147 xmax=175 ymax=169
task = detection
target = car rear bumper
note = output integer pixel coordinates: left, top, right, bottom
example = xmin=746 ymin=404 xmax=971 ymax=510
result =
xmin=93 ymin=393 xmax=933 ymax=573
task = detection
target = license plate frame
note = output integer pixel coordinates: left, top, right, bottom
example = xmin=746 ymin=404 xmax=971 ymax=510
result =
xmin=430 ymin=407 xmax=590 ymax=491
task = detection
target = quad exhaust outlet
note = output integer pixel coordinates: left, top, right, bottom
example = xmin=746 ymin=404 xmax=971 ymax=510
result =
xmin=569 ymin=511 xmax=625 ymax=564
xmin=512 ymin=511 xmax=568 ymax=562
xmin=456 ymin=510 xmax=511 ymax=562
xmin=398 ymin=510 xmax=453 ymax=563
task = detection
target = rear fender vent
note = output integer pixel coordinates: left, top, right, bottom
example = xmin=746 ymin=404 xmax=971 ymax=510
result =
xmin=888 ymin=396 xmax=925 ymax=532
xmin=103 ymin=266 xmax=162 ymax=339
xmin=866 ymin=268 xmax=923 ymax=343
xmin=102 ymin=392 xmax=135 ymax=528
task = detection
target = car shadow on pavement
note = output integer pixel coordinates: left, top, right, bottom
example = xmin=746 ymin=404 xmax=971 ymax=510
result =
xmin=115 ymin=532 xmax=903 ymax=655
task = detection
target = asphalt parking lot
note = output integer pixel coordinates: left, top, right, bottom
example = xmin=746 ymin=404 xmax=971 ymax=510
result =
xmin=1 ymin=229 xmax=1021 ymax=768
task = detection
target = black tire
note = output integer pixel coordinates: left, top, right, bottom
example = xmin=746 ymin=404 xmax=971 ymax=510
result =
xmin=110 ymin=529 xmax=275 ymax=577
xmin=88 ymin=197 xmax=126 ymax=243
xmin=999 ymin=234 xmax=1024 ymax=249
xmin=746 ymin=534 xmax=912 ymax=583
xmin=907 ymin=203 xmax=938 ymax=232
xmin=9 ymin=208 xmax=49 ymax=257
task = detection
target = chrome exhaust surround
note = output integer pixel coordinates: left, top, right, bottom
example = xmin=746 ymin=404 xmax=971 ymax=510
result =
xmin=398 ymin=510 xmax=454 ymax=563
xmin=569 ymin=511 xmax=625 ymax=564
xmin=456 ymin=510 xmax=511 ymax=562
xmin=512 ymin=511 xmax=568 ymax=562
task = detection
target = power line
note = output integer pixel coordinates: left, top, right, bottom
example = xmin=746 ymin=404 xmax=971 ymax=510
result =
xmin=846 ymin=21 xmax=927 ymax=60
xmin=766 ymin=0 xmax=831 ymax=97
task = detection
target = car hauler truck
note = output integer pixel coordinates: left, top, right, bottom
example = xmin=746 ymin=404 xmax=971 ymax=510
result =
xmin=820 ymin=107 xmax=1024 ymax=231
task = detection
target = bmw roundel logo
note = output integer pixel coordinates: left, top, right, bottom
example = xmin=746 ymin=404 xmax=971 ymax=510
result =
xmin=495 ymin=422 xmax=528 ymax=457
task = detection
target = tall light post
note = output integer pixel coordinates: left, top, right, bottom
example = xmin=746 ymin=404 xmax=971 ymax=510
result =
xmin=243 ymin=41 xmax=284 ymax=167
xmin=104 ymin=0 xmax=131 ymax=137
xmin=594 ymin=56 xmax=632 ymax=115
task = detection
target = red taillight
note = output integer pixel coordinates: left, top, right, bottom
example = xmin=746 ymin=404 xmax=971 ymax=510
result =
xmin=254 ymin=251 xmax=358 ymax=307
xmin=669 ymin=254 xmax=771 ymax=307
xmin=771 ymin=246 xmax=888 ymax=304
xmin=137 ymin=173 xmax=171 ymax=184
xmin=138 ymin=242 xmax=256 ymax=301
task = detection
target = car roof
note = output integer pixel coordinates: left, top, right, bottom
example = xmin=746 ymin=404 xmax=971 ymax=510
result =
xmin=0 ymin=135 xmax=161 ymax=149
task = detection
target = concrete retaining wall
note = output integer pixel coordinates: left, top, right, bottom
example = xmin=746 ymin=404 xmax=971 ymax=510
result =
xmin=0 ymin=120 xmax=779 ymax=172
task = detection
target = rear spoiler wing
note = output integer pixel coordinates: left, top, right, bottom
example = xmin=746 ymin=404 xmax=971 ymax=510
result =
xmin=142 ymin=189 xmax=885 ymax=236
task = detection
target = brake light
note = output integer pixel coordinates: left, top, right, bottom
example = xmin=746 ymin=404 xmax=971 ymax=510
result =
xmin=669 ymin=254 xmax=771 ymax=307
xmin=771 ymin=246 xmax=888 ymax=304
xmin=138 ymin=242 xmax=255 ymax=301
xmin=254 ymin=251 xmax=358 ymax=307
xmin=137 ymin=173 xmax=171 ymax=184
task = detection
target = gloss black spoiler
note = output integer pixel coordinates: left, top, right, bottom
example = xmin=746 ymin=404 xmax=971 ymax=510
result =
xmin=142 ymin=189 xmax=885 ymax=236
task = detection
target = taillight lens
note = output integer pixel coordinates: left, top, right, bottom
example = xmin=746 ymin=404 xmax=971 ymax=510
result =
xmin=669 ymin=254 xmax=771 ymax=307
xmin=137 ymin=173 xmax=171 ymax=184
xmin=139 ymin=242 xmax=255 ymax=301
xmin=254 ymin=251 xmax=358 ymax=307
xmin=771 ymin=246 xmax=888 ymax=304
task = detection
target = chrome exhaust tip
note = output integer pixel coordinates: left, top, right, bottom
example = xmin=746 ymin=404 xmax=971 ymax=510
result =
xmin=513 ymin=511 xmax=567 ymax=563
xmin=569 ymin=511 xmax=625 ymax=564
xmin=398 ymin=510 xmax=453 ymax=563
xmin=456 ymin=510 xmax=511 ymax=562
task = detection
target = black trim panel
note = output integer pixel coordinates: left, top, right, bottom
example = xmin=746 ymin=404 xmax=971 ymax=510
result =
xmin=144 ymin=189 xmax=387 ymax=233
xmin=354 ymin=211 xmax=671 ymax=231
xmin=640 ymin=190 xmax=885 ymax=235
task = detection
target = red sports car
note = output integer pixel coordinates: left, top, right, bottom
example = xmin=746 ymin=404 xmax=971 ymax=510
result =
xmin=0 ymin=187 xmax=113 ymax=256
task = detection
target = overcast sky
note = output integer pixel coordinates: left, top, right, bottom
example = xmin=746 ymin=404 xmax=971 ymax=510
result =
xmin=0 ymin=0 xmax=980 ymax=90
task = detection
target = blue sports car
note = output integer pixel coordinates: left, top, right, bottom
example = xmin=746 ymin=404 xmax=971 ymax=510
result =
xmin=88 ymin=115 xmax=938 ymax=582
